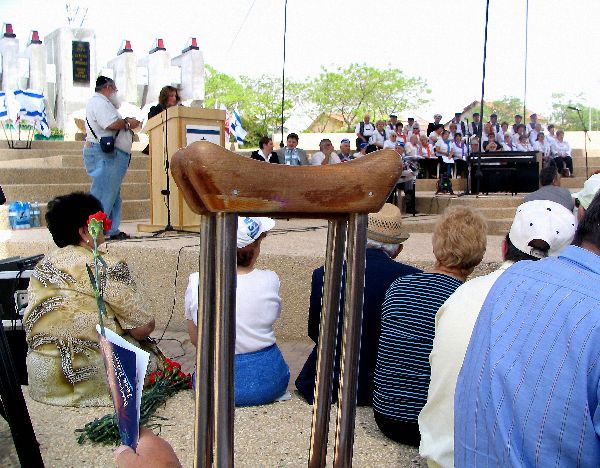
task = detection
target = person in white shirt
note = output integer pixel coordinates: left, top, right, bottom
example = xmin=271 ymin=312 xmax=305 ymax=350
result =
xmin=310 ymin=138 xmax=341 ymax=165
xmin=511 ymin=114 xmax=524 ymax=134
xmin=419 ymin=134 xmax=437 ymax=178
xmin=528 ymin=112 xmax=539 ymax=133
xmin=529 ymin=122 xmax=542 ymax=146
xmin=553 ymin=130 xmax=574 ymax=176
xmin=185 ymin=216 xmax=290 ymax=406
xmin=404 ymin=134 xmax=418 ymax=159
xmin=429 ymin=125 xmax=444 ymax=145
xmin=355 ymin=114 xmax=375 ymax=150
xmin=516 ymin=134 xmax=533 ymax=151
xmin=533 ymin=132 xmax=552 ymax=165
xmin=545 ymin=123 xmax=558 ymax=149
xmin=448 ymin=123 xmax=458 ymax=141
xmin=449 ymin=112 xmax=467 ymax=137
xmin=418 ymin=200 xmax=576 ymax=468
xmin=369 ymin=120 xmax=387 ymax=149
xmin=496 ymin=122 xmax=509 ymax=144
xmin=383 ymin=131 xmax=399 ymax=150
xmin=435 ymin=130 xmax=454 ymax=177
xmin=512 ymin=124 xmax=527 ymax=145
xmin=385 ymin=114 xmax=399 ymax=138
xmin=453 ymin=133 xmax=468 ymax=178
xmin=353 ymin=142 xmax=368 ymax=159
xmin=84 ymin=76 xmax=141 ymax=240
xmin=501 ymin=132 xmax=517 ymax=151
xmin=395 ymin=122 xmax=407 ymax=145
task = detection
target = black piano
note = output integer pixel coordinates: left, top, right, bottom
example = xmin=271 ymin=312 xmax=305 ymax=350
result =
xmin=469 ymin=151 xmax=540 ymax=194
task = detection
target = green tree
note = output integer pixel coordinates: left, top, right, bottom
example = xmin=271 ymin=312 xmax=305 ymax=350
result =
xmin=478 ymin=96 xmax=525 ymax=124
xmin=304 ymin=64 xmax=430 ymax=131
xmin=204 ymin=65 xmax=248 ymax=110
xmin=549 ymin=93 xmax=600 ymax=131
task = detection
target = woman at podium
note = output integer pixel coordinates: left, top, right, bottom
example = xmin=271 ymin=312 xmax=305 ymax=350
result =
xmin=148 ymin=85 xmax=181 ymax=119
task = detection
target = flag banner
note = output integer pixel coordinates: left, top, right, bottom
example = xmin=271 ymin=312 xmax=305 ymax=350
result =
xmin=186 ymin=124 xmax=221 ymax=145
xmin=230 ymin=110 xmax=247 ymax=144
xmin=96 ymin=325 xmax=150 ymax=450
xmin=13 ymin=89 xmax=51 ymax=136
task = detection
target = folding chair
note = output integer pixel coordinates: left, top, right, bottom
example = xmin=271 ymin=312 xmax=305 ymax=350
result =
xmin=171 ymin=141 xmax=401 ymax=468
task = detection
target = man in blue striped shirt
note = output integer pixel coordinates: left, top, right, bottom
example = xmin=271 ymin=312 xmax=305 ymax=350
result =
xmin=455 ymin=193 xmax=600 ymax=467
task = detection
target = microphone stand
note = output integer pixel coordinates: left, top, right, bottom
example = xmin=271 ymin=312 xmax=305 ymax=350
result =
xmin=153 ymin=107 xmax=198 ymax=237
xmin=574 ymin=108 xmax=590 ymax=179
xmin=461 ymin=118 xmax=472 ymax=196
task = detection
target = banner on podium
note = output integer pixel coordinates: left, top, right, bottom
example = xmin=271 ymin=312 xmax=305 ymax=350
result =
xmin=186 ymin=125 xmax=221 ymax=145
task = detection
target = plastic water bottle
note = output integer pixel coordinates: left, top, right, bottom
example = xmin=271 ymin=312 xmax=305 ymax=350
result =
xmin=31 ymin=202 xmax=41 ymax=227
xmin=8 ymin=203 xmax=16 ymax=229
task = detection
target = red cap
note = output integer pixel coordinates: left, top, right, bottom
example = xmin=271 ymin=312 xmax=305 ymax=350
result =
xmin=3 ymin=23 xmax=16 ymax=38
xmin=157 ymin=38 xmax=164 ymax=49
xmin=191 ymin=37 xmax=197 ymax=47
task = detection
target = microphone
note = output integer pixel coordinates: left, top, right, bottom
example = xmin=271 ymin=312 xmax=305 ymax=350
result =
xmin=567 ymin=106 xmax=581 ymax=111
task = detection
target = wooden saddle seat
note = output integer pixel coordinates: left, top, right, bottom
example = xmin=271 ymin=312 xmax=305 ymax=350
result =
xmin=170 ymin=141 xmax=401 ymax=216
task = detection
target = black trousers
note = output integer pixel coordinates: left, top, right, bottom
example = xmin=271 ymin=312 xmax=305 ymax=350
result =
xmin=374 ymin=410 xmax=420 ymax=447
xmin=554 ymin=156 xmax=573 ymax=175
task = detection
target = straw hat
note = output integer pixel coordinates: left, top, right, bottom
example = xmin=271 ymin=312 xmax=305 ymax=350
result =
xmin=367 ymin=203 xmax=410 ymax=244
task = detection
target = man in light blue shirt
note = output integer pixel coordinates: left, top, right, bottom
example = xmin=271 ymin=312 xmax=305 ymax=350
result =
xmin=455 ymin=192 xmax=600 ymax=467
xmin=275 ymin=132 xmax=308 ymax=166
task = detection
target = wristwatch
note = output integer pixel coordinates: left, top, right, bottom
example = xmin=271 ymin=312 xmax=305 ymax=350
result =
xmin=124 ymin=118 xmax=130 ymax=131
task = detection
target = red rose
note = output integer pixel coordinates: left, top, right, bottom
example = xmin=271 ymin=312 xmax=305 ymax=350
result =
xmin=87 ymin=211 xmax=112 ymax=232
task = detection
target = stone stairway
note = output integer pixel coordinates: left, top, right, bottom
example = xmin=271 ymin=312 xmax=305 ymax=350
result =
xmin=0 ymin=140 xmax=150 ymax=225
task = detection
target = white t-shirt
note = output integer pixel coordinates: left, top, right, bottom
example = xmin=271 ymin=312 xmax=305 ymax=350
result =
xmin=382 ymin=139 xmax=398 ymax=150
xmin=369 ymin=131 xmax=386 ymax=148
xmin=184 ymin=269 xmax=281 ymax=354
xmin=85 ymin=93 xmax=133 ymax=153
xmin=355 ymin=121 xmax=375 ymax=137
xmin=310 ymin=151 xmax=341 ymax=165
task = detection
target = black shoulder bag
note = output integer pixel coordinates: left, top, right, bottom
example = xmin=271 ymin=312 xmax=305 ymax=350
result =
xmin=86 ymin=117 xmax=120 ymax=153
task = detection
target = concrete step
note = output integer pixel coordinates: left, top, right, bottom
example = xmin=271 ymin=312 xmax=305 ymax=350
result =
xmin=572 ymin=149 xmax=600 ymax=158
xmin=58 ymin=154 xmax=149 ymax=170
xmin=0 ymin=167 xmax=148 ymax=185
xmin=559 ymin=177 xmax=587 ymax=189
xmin=415 ymin=178 xmax=467 ymax=192
xmin=477 ymin=206 xmax=519 ymax=219
xmin=2 ymin=182 xmax=149 ymax=203
xmin=0 ymin=148 xmax=82 ymax=161
xmin=402 ymin=212 xmax=512 ymax=235
xmin=415 ymin=193 xmax=524 ymax=213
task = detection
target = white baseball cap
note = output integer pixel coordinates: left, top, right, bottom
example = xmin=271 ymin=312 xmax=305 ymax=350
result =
xmin=572 ymin=174 xmax=600 ymax=210
xmin=237 ymin=216 xmax=275 ymax=248
xmin=509 ymin=200 xmax=576 ymax=258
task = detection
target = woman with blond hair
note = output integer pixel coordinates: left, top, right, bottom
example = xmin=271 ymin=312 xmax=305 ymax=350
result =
xmin=373 ymin=205 xmax=487 ymax=447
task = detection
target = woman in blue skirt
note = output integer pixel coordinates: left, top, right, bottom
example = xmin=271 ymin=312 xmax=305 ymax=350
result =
xmin=185 ymin=216 xmax=290 ymax=406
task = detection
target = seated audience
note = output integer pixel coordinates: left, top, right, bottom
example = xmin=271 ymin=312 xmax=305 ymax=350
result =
xmin=553 ymin=129 xmax=574 ymax=177
xmin=455 ymin=193 xmax=600 ymax=467
xmin=337 ymin=138 xmax=354 ymax=162
xmin=295 ymin=204 xmax=420 ymax=406
xmin=24 ymin=192 xmax=155 ymax=406
xmin=404 ymin=134 xmax=418 ymax=159
xmin=355 ymin=114 xmax=375 ymax=150
xmin=419 ymin=200 xmax=576 ymax=467
xmin=311 ymin=138 xmax=341 ymax=165
xmin=453 ymin=133 xmax=468 ymax=177
xmin=276 ymin=133 xmax=309 ymax=165
xmin=501 ymin=132 xmax=516 ymax=151
xmin=435 ymin=130 xmax=454 ymax=176
xmin=523 ymin=165 xmax=575 ymax=211
xmin=185 ymin=217 xmax=290 ymax=406
xmin=251 ymin=136 xmax=280 ymax=163
xmin=383 ymin=131 xmax=400 ymax=150
xmin=353 ymin=142 xmax=368 ymax=159
xmin=373 ymin=205 xmax=487 ymax=447
xmin=395 ymin=122 xmax=407 ymax=144
xmin=369 ymin=120 xmax=387 ymax=149
xmin=515 ymin=133 xmax=532 ymax=151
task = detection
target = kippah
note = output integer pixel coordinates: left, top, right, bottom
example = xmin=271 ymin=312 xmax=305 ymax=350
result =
xmin=96 ymin=76 xmax=111 ymax=88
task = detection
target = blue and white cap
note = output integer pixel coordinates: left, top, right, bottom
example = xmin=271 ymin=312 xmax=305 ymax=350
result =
xmin=237 ymin=216 xmax=276 ymax=248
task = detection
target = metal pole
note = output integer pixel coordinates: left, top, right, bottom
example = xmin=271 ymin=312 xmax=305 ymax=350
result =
xmin=333 ymin=214 xmax=368 ymax=468
xmin=213 ymin=213 xmax=238 ymax=468
xmin=193 ymin=214 xmax=216 ymax=468
xmin=308 ymin=218 xmax=348 ymax=468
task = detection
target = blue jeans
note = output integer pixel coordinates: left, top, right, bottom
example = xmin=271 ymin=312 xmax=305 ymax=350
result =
xmin=83 ymin=143 xmax=130 ymax=236
xmin=192 ymin=343 xmax=290 ymax=407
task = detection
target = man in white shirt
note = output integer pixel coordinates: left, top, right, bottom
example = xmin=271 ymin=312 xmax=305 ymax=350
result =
xmin=84 ymin=76 xmax=141 ymax=240
xmin=528 ymin=112 xmax=538 ymax=133
xmin=418 ymin=200 xmax=576 ymax=468
xmin=511 ymin=114 xmax=523 ymax=134
xmin=529 ymin=122 xmax=542 ymax=145
xmin=385 ymin=114 xmax=398 ymax=138
xmin=310 ymin=138 xmax=341 ymax=165
xmin=355 ymin=114 xmax=375 ymax=150
xmin=545 ymin=123 xmax=558 ymax=149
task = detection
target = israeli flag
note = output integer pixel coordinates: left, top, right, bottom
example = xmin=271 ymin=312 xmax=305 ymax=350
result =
xmin=14 ymin=89 xmax=51 ymax=137
xmin=229 ymin=110 xmax=247 ymax=145
xmin=0 ymin=90 xmax=20 ymax=123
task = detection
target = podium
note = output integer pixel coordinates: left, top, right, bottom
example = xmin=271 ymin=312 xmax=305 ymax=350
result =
xmin=138 ymin=107 xmax=226 ymax=232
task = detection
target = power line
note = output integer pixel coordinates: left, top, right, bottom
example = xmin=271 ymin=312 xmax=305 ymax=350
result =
xmin=226 ymin=0 xmax=258 ymax=54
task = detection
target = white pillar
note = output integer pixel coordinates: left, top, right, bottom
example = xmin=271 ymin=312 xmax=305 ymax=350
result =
xmin=0 ymin=25 xmax=20 ymax=91
xmin=107 ymin=40 xmax=138 ymax=105
xmin=25 ymin=31 xmax=46 ymax=94
xmin=44 ymin=27 xmax=97 ymax=130
xmin=138 ymin=39 xmax=171 ymax=107
xmin=171 ymin=38 xmax=204 ymax=107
